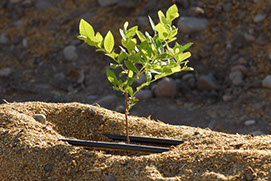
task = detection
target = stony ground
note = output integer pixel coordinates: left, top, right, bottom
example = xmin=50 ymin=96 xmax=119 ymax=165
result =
xmin=1 ymin=0 xmax=271 ymax=135
xmin=0 ymin=0 xmax=271 ymax=179
xmin=1 ymin=102 xmax=271 ymax=180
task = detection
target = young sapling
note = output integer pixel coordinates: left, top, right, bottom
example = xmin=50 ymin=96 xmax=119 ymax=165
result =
xmin=78 ymin=4 xmax=193 ymax=143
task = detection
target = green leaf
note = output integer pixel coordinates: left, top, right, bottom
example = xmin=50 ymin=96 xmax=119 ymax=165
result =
xmin=177 ymin=52 xmax=191 ymax=62
xmin=129 ymin=55 xmax=145 ymax=64
xmin=79 ymin=19 xmax=95 ymax=39
xmin=155 ymin=23 xmax=169 ymax=41
xmin=106 ymin=69 xmax=118 ymax=86
xmin=124 ymin=60 xmax=139 ymax=73
xmin=118 ymin=49 xmax=127 ymax=63
xmin=179 ymin=42 xmax=193 ymax=52
xmin=166 ymin=4 xmax=179 ymax=22
xmin=106 ymin=51 xmax=118 ymax=59
xmin=124 ymin=21 xmax=129 ymax=31
xmin=126 ymin=39 xmax=136 ymax=53
xmin=119 ymin=29 xmax=126 ymax=41
xmin=158 ymin=10 xmax=167 ymax=25
xmin=136 ymin=30 xmax=147 ymax=42
xmin=95 ymin=32 xmax=103 ymax=47
xmin=110 ymin=63 xmax=122 ymax=69
xmin=126 ymin=26 xmax=138 ymax=39
xmin=145 ymin=71 xmax=152 ymax=82
xmin=77 ymin=35 xmax=87 ymax=41
xmin=127 ymin=86 xmax=133 ymax=97
xmin=104 ymin=31 xmax=114 ymax=53
xmin=127 ymin=77 xmax=134 ymax=85
xmin=148 ymin=16 xmax=157 ymax=34
xmin=128 ymin=70 xmax=133 ymax=78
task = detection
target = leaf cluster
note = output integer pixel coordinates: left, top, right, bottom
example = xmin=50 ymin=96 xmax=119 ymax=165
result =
xmin=78 ymin=4 xmax=193 ymax=112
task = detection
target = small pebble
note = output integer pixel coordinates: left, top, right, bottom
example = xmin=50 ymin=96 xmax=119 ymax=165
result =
xmin=153 ymin=78 xmax=176 ymax=97
xmin=229 ymin=71 xmax=244 ymax=86
xmin=0 ymin=32 xmax=8 ymax=44
xmin=105 ymin=174 xmax=117 ymax=181
xmin=115 ymin=105 xmax=125 ymax=113
xmin=0 ymin=68 xmax=12 ymax=77
xmin=197 ymin=75 xmax=218 ymax=90
xmin=135 ymin=90 xmax=152 ymax=100
xmin=34 ymin=114 xmax=46 ymax=124
xmin=222 ymin=94 xmax=233 ymax=102
xmin=253 ymin=14 xmax=267 ymax=23
xmin=177 ymin=17 xmax=208 ymax=33
xmin=86 ymin=107 xmax=97 ymax=114
xmin=63 ymin=45 xmax=78 ymax=61
xmin=231 ymin=65 xmax=248 ymax=75
xmin=250 ymin=130 xmax=263 ymax=136
xmin=244 ymin=120 xmax=256 ymax=126
xmin=262 ymin=75 xmax=271 ymax=89
xmin=96 ymin=95 xmax=118 ymax=106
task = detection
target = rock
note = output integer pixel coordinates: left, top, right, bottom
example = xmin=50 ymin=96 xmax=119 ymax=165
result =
xmin=222 ymin=2 xmax=232 ymax=12
xmin=14 ymin=20 xmax=24 ymax=27
xmin=244 ymin=120 xmax=256 ymax=126
xmin=117 ymin=0 xmax=138 ymax=8
xmin=182 ymin=73 xmax=196 ymax=87
xmin=177 ymin=17 xmax=208 ymax=33
xmin=0 ymin=32 xmax=8 ymax=44
xmin=22 ymin=38 xmax=28 ymax=48
xmin=231 ymin=65 xmax=248 ymax=75
xmin=135 ymin=90 xmax=152 ymax=100
xmin=187 ymin=7 xmax=205 ymax=16
xmin=115 ymin=105 xmax=125 ymax=113
xmin=134 ymin=74 xmax=146 ymax=85
xmin=63 ymin=45 xmax=78 ymax=61
xmin=229 ymin=71 xmax=244 ymax=86
xmin=35 ymin=0 xmax=53 ymax=11
xmin=244 ymin=33 xmax=255 ymax=42
xmin=222 ymin=94 xmax=233 ymax=102
xmin=0 ymin=68 xmax=12 ymax=77
xmin=250 ymin=130 xmax=263 ymax=136
xmin=96 ymin=95 xmax=118 ymax=106
xmin=262 ymin=75 xmax=271 ymax=89
xmin=253 ymin=14 xmax=267 ymax=23
xmin=98 ymin=0 xmax=119 ymax=7
xmin=34 ymin=114 xmax=46 ymax=124
xmin=86 ymin=107 xmax=97 ymax=115
xmin=153 ymin=78 xmax=176 ymax=97
xmin=105 ymin=174 xmax=117 ymax=181
xmin=197 ymin=75 xmax=218 ymax=90
xmin=137 ymin=16 xmax=149 ymax=27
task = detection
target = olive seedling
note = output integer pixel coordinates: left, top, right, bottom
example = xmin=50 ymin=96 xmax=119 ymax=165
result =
xmin=78 ymin=4 xmax=193 ymax=143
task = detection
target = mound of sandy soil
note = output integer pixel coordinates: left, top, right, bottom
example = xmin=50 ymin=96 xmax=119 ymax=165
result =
xmin=1 ymin=102 xmax=271 ymax=180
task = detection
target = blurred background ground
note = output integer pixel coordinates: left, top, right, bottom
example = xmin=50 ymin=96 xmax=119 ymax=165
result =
xmin=0 ymin=0 xmax=271 ymax=135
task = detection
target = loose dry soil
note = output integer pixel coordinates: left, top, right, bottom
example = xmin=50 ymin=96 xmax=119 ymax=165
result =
xmin=1 ymin=101 xmax=271 ymax=180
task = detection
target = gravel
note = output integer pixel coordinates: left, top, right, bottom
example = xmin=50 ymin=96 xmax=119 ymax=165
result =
xmin=262 ymin=75 xmax=271 ymax=89
xmin=177 ymin=17 xmax=208 ymax=33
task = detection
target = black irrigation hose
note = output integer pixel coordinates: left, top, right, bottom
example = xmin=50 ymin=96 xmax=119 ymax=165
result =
xmin=60 ymin=138 xmax=171 ymax=153
xmin=103 ymin=133 xmax=184 ymax=146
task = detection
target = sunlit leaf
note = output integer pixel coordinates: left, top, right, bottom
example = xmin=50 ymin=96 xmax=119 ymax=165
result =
xmin=79 ymin=19 xmax=95 ymax=39
xmin=104 ymin=31 xmax=114 ymax=53
xmin=124 ymin=60 xmax=139 ymax=73
xmin=148 ymin=16 xmax=157 ymax=33
xmin=145 ymin=71 xmax=152 ymax=82
xmin=106 ymin=69 xmax=118 ymax=86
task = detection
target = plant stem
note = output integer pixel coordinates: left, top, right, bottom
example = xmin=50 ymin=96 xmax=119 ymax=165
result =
xmin=125 ymin=91 xmax=130 ymax=144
